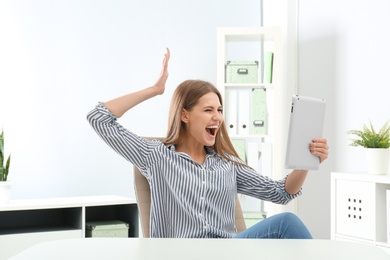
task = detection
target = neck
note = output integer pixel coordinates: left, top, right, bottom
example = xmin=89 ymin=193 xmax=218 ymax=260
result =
xmin=175 ymin=139 xmax=206 ymax=165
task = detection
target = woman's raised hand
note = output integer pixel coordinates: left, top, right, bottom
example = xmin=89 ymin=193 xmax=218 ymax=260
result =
xmin=154 ymin=48 xmax=170 ymax=95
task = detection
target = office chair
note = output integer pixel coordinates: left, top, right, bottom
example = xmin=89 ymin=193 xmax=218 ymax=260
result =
xmin=133 ymin=138 xmax=247 ymax=237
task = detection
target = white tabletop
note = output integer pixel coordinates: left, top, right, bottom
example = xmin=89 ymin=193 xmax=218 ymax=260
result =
xmin=9 ymin=238 xmax=390 ymax=260
xmin=0 ymin=195 xmax=136 ymax=211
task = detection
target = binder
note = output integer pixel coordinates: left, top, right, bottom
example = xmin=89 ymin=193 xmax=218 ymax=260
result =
xmin=225 ymin=89 xmax=237 ymax=135
xmin=263 ymin=52 xmax=274 ymax=84
xmin=247 ymin=142 xmax=260 ymax=170
xmin=260 ymin=139 xmax=272 ymax=215
xmin=231 ymin=139 xmax=246 ymax=163
xmin=250 ymin=89 xmax=267 ymax=135
xmin=260 ymin=142 xmax=273 ymax=177
xmin=238 ymin=90 xmax=250 ymax=135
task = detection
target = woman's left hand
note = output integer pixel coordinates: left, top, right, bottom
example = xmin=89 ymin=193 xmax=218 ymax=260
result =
xmin=310 ymin=138 xmax=329 ymax=163
xmin=153 ymin=48 xmax=170 ymax=95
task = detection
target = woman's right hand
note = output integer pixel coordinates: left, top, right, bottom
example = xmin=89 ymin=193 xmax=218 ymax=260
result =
xmin=154 ymin=48 xmax=170 ymax=95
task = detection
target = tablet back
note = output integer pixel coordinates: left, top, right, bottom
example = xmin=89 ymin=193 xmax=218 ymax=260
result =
xmin=285 ymin=95 xmax=326 ymax=170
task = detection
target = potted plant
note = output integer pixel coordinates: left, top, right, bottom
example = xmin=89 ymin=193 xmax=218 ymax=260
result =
xmin=0 ymin=129 xmax=12 ymax=203
xmin=348 ymin=119 xmax=390 ymax=174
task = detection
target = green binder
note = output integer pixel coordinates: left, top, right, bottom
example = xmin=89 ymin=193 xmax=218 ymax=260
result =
xmin=263 ymin=52 xmax=274 ymax=84
xmin=250 ymin=89 xmax=267 ymax=135
xmin=231 ymin=139 xmax=246 ymax=163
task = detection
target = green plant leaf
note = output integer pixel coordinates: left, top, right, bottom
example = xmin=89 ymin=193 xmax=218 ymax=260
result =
xmin=0 ymin=130 xmax=4 ymax=178
xmin=4 ymin=155 xmax=11 ymax=181
xmin=0 ymin=129 xmax=11 ymax=181
xmin=347 ymin=119 xmax=390 ymax=148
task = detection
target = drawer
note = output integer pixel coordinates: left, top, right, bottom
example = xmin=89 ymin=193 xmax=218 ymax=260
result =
xmin=335 ymin=179 xmax=375 ymax=240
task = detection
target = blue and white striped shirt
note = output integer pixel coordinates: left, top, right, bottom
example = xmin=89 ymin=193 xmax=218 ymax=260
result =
xmin=87 ymin=103 xmax=301 ymax=238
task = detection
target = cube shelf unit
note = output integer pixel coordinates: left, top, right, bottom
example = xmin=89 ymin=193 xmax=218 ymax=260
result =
xmin=0 ymin=195 xmax=138 ymax=259
xmin=217 ymin=27 xmax=283 ymax=217
xmin=331 ymin=172 xmax=390 ymax=254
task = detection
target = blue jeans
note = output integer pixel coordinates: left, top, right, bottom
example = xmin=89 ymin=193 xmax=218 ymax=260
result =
xmin=233 ymin=212 xmax=312 ymax=239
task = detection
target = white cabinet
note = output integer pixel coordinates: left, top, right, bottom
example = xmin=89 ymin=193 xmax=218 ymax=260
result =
xmin=331 ymin=172 xmax=390 ymax=252
xmin=217 ymin=27 xmax=283 ymax=217
xmin=0 ymin=195 xmax=138 ymax=259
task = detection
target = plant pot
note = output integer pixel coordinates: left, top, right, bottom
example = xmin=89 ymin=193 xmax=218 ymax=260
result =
xmin=366 ymin=148 xmax=390 ymax=175
xmin=0 ymin=181 xmax=12 ymax=204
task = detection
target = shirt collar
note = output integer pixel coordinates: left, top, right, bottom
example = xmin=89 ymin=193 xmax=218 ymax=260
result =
xmin=168 ymin=144 xmax=215 ymax=155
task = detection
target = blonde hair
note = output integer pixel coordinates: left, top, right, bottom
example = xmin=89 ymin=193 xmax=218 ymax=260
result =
xmin=164 ymin=80 xmax=241 ymax=163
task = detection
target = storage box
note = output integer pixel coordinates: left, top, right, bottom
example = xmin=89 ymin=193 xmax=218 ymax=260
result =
xmin=226 ymin=61 xmax=258 ymax=84
xmin=85 ymin=220 xmax=129 ymax=238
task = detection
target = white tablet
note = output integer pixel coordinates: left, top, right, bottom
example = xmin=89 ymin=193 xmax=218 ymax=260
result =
xmin=285 ymin=95 xmax=326 ymax=170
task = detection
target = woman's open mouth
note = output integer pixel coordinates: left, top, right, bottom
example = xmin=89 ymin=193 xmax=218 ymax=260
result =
xmin=206 ymin=126 xmax=218 ymax=136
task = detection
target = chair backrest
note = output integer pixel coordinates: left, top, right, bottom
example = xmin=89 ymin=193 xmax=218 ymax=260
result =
xmin=133 ymin=140 xmax=247 ymax=237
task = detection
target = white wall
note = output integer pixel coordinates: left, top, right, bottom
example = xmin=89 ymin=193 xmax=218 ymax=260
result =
xmin=262 ymin=0 xmax=299 ymax=215
xmin=0 ymin=0 xmax=262 ymax=199
xmin=298 ymin=0 xmax=390 ymax=238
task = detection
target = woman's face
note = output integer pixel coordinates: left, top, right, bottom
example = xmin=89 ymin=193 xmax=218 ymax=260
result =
xmin=182 ymin=92 xmax=224 ymax=146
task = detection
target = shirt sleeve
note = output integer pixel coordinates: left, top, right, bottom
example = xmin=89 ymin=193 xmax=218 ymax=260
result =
xmin=235 ymin=163 xmax=301 ymax=205
xmin=86 ymin=102 xmax=160 ymax=176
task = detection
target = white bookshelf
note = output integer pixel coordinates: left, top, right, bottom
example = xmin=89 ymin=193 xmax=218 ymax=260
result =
xmin=217 ymin=27 xmax=283 ymax=217
xmin=0 ymin=195 xmax=138 ymax=259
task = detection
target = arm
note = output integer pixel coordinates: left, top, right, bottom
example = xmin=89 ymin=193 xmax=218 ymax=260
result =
xmin=285 ymin=138 xmax=329 ymax=194
xmin=104 ymin=48 xmax=170 ymax=118
xmin=86 ymin=48 xmax=170 ymax=169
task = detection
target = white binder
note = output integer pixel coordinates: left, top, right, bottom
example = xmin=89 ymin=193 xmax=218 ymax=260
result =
xmin=238 ymin=90 xmax=250 ymax=135
xmin=226 ymin=90 xmax=237 ymax=135
xmin=260 ymin=142 xmax=273 ymax=177
xmin=247 ymin=142 xmax=260 ymax=170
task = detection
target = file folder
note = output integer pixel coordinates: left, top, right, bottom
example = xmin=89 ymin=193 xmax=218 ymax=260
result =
xmin=263 ymin=52 xmax=274 ymax=84
xmin=260 ymin=142 xmax=273 ymax=177
xmin=238 ymin=90 xmax=250 ymax=135
xmin=231 ymin=139 xmax=246 ymax=163
xmin=250 ymin=89 xmax=267 ymax=135
xmin=225 ymin=89 xmax=238 ymax=135
xmin=247 ymin=142 xmax=260 ymax=170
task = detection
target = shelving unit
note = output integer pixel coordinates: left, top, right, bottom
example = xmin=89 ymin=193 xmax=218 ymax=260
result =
xmin=331 ymin=172 xmax=390 ymax=254
xmin=217 ymin=27 xmax=283 ymax=218
xmin=0 ymin=195 xmax=138 ymax=259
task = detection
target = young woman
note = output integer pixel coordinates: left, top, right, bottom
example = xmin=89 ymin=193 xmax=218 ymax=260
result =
xmin=87 ymin=48 xmax=329 ymax=239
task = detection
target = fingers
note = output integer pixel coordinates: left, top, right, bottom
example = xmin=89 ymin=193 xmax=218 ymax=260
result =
xmin=163 ymin=48 xmax=170 ymax=67
xmin=166 ymin=47 xmax=170 ymax=58
xmin=310 ymin=138 xmax=329 ymax=163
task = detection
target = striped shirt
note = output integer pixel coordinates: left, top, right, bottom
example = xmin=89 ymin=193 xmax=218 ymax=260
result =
xmin=87 ymin=103 xmax=301 ymax=238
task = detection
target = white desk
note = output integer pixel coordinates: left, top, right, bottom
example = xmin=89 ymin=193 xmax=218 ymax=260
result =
xmin=9 ymin=238 xmax=390 ymax=260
